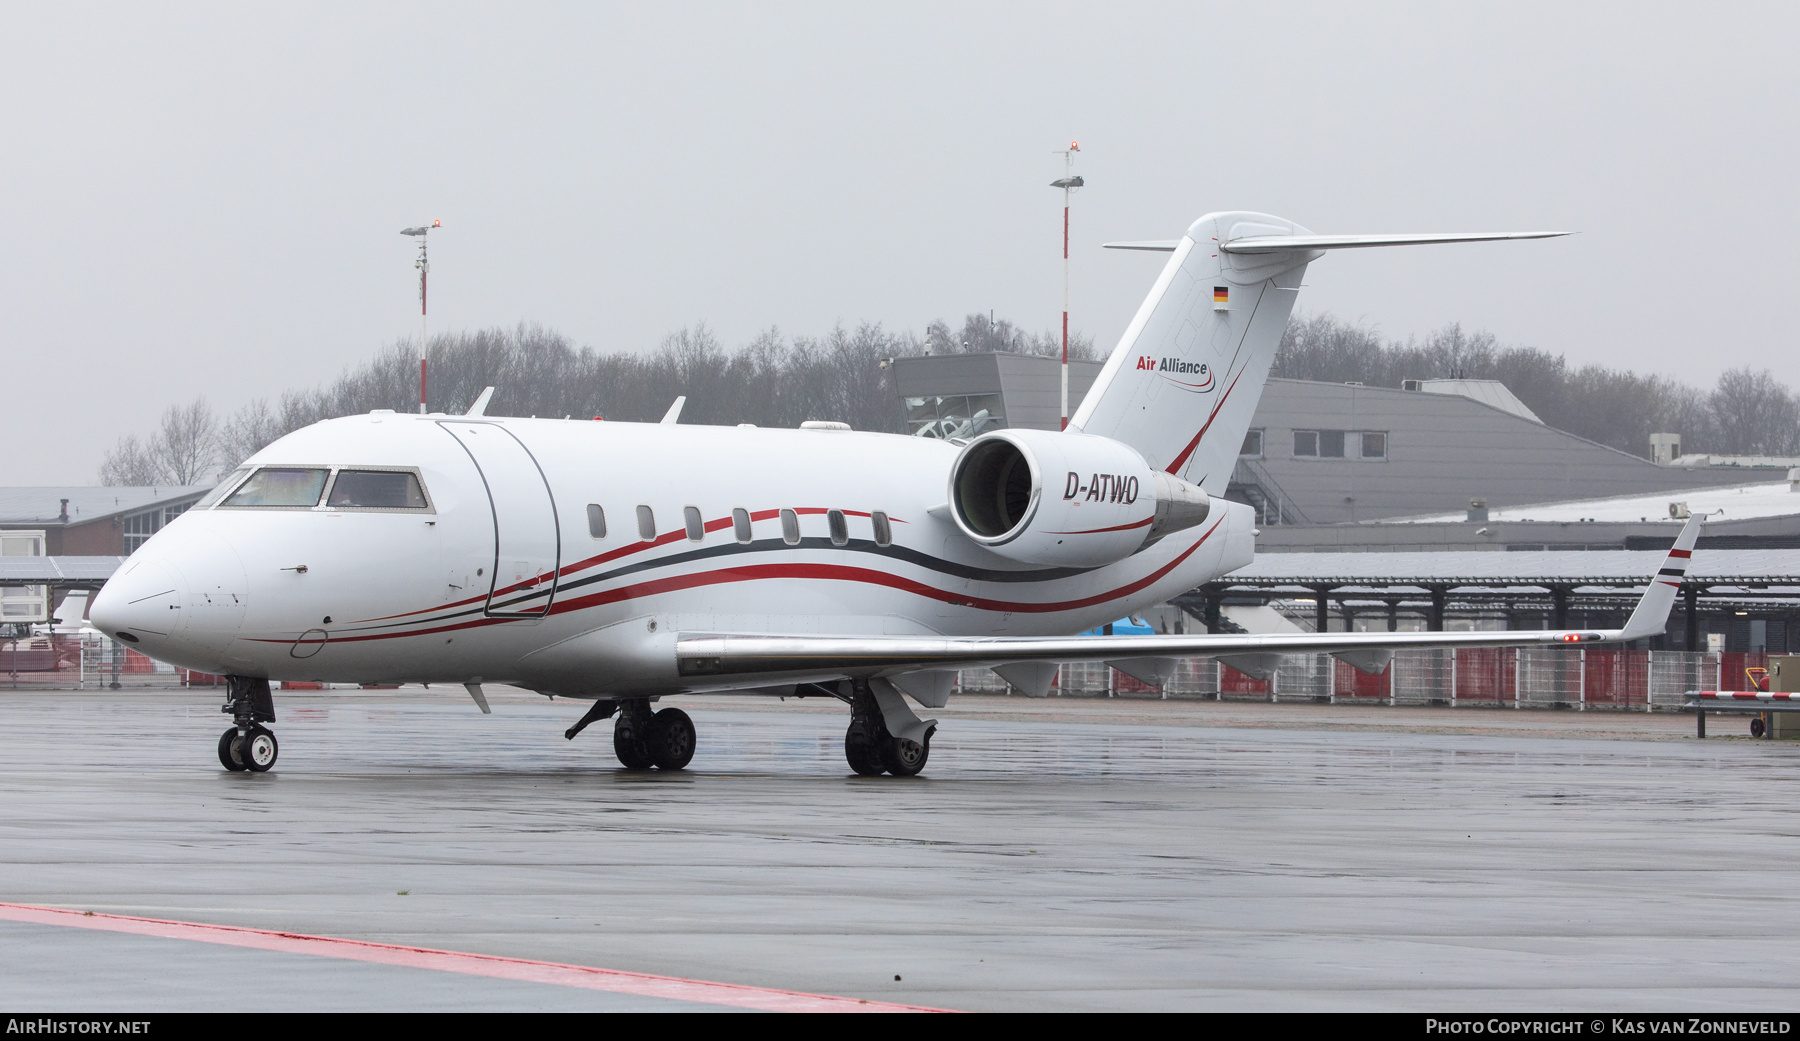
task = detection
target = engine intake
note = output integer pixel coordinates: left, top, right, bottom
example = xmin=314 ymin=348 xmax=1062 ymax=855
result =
xmin=947 ymin=430 xmax=1210 ymax=567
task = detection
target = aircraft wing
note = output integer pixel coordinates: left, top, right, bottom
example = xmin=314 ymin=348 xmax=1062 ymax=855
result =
xmin=675 ymin=515 xmax=1702 ymax=683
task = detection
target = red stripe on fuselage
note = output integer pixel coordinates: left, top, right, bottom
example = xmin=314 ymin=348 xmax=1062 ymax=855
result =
xmin=547 ymin=522 xmax=1217 ymax=618
xmin=354 ymin=509 xmax=908 ymax=625
xmin=294 ymin=520 xmax=1223 ymax=646
xmin=1046 ymin=517 xmax=1154 ymax=535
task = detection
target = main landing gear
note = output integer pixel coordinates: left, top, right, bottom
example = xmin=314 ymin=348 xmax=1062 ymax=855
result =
xmin=218 ymin=676 xmax=278 ymax=773
xmin=566 ymin=698 xmax=696 ymax=770
xmin=843 ymin=679 xmax=933 ymax=778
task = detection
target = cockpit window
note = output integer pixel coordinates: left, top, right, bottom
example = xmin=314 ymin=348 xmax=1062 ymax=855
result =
xmin=327 ymin=470 xmax=429 ymax=509
xmin=195 ymin=468 xmax=252 ymax=508
xmin=222 ymin=468 xmax=330 ymax=508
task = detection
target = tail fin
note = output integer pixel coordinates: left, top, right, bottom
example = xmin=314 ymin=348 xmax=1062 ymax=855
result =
xmin=1071 ymin=213 xmax=1568 ymax=493
xmin=1071 ymin=212 xmax=1313 ymax=493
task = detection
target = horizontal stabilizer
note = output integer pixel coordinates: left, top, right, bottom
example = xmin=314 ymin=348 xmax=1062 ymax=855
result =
xmin=1221 ymin=231 xmax=1569 ymax=254
xmin=1102 ymin=240 xmax=1181 ymax=252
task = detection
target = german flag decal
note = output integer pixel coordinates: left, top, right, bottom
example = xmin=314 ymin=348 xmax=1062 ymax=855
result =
xmin=1213 ymin=286 xmax=1229 ymax=304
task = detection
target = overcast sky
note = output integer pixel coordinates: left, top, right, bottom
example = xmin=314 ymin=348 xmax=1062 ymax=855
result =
xmin=3 ymin=2 xmax=1796 ymax=484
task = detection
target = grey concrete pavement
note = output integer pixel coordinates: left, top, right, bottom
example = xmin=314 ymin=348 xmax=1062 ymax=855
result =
xmin=1 ymin=688 xmax=1797 ymax=1011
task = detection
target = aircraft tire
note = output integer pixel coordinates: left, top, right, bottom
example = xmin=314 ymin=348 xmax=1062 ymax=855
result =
xmin=880 ymin=734 xmax=930 ymax=777
xmin=240 ymin=727 xmax=278 ymax=773
xmin=218 ymin=728 xmax=247 ymax=772
xmin=844 ymin=729 xmax=886 ymax=776
xmin=647 ymin=708 xmax=696 ymax=771
xmin=613 ymin=717 xmax=655 ymax=770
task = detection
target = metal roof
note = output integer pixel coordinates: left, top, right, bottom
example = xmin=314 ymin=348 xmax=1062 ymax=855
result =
xmin=1221 ymin=548 xmax=1800 ymax=592
xmin=0 ymin=556 xmax=129 ymax=583
xmin=1418 ymin=379 xmax=1543 ymax=423
xmin=0 ymin=486 xmax=213 ymax=526
xmin=1395 ymin=480 xmax=1800 ymax=525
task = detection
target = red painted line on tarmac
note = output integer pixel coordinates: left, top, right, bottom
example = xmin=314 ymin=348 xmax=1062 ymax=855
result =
xmin=0 ymin=902 xmax=952 ymax=1013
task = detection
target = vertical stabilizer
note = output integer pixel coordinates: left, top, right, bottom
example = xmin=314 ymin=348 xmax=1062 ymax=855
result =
xmin=1072 ymin=212 xmax=1315 ymax=493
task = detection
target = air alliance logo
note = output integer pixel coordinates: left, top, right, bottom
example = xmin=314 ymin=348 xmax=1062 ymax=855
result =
xmin=1135 ymin=355 xmax=1215 ymax=393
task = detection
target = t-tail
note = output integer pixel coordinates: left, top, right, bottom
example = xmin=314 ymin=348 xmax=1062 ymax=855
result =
xmin=1071 ymin=212 xmax=1567 ymax=494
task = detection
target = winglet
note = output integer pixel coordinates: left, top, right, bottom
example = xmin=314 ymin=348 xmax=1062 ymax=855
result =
xmin=661 ymin=396 xmax=686 ymax=425
xmin=466 ymin=387 xmax=495 ymax=417
xmin=1618 ymin=513 xmax=1705 ymax=639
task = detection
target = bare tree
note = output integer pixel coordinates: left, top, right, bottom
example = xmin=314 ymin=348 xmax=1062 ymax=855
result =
xmin=154 ymin=398 xmax=220 ymax=484
xmin=99 ymin=435 xmax=165 ymax=486
xmin=1710 ymin=367 xmax=1800 ymax=455
xmin=218 ymin=398 xmax=285 ymax=469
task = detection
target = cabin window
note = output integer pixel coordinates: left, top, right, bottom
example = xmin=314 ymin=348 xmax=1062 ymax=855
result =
xmin=827 ymin=509 xmax=848 ymax=546
xmin=586 ymin=504 xmax=606 ymax=539
xmin=327 ymin=470 xmax=429 ymax=509
xmin=871 ymin=511 xmax=892 ymax=547
xmin=636 ymin=505 xmax=656 ymax=541
xmin=732 ymin=508 xmax=752 ymax=543
xmin=780 ymin=509 xmax=800 ymax=545
xmin=684 ymin=506 xmax=704 ymax=541
xmin=223 ymin=468 xmax=330 ymax=508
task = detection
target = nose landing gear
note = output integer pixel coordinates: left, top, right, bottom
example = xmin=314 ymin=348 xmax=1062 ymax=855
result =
xmin=219 ymin=677 xmax=278 ymax=773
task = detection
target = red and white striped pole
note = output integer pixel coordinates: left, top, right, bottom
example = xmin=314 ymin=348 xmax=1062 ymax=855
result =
xmin=419 ymin=250 xmax=428 ymax=414
xmin=402 ymin=220 xmax=442 ymax=414
xmin=1051 ymin=143 xmax=1082 ymax=430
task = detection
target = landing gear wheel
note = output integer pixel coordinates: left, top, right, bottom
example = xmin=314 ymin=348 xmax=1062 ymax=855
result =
xmin=1751 ymin=716 xmax=1767 ymax=738
xmin=646 ymin=708 xmax=696 ymax=771
xmin=239 ymin=727 xmax=278 ymax=772
xmin=844 ymin=727 xmax=886 ymax=776
xmin=613 ymin=708 xmax=655 ymax=770
xmin=880 ymin=731 xmax=931 ymax=777
xmin=218 ymin=728 xmax=247 ymax=772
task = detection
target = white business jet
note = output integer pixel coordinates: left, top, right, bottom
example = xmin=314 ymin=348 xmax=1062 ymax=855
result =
xmin=90 ymin=211 xmax=1701 ymax=776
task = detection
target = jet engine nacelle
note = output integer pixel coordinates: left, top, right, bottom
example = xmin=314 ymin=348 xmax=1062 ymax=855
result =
xmin=947 ymin=429 xmax=1210 ymax=567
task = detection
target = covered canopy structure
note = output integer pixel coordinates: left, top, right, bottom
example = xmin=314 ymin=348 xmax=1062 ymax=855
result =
xmin=1185 ymin=549 xmax=1800 ymax=653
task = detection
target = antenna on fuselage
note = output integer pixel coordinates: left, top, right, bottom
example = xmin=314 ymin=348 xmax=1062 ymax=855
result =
xmin=466 ymin=386 xmax=495 ymax=417
xmin=660 ymin=396 xmax=686 ymax=425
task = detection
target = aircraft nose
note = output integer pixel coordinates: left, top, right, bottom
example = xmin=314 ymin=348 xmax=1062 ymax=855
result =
xmin=90 ymin=556 xmax=186 ymax=646
xmin=90 ymin=521 xmax=248 ymax=668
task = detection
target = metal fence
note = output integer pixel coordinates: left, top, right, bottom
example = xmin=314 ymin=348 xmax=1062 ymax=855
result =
xmin=0 ymin=636 xmax=1766 ymax=712
xmin=957 ymin=649 xmax=1756 ymax=712
xmin=1 ymin=636 xmax=225 ymax=690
